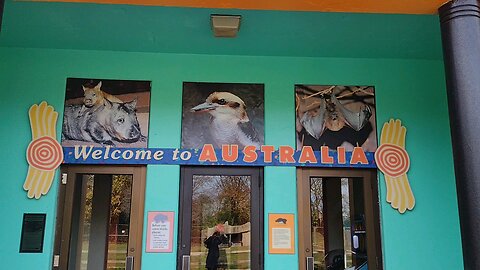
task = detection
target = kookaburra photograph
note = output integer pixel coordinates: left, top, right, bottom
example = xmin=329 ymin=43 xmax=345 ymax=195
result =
xmin=182 ymin=82 xmax=265 ymax=149
xmin=295 ymin=85 xmax=377 ymax=152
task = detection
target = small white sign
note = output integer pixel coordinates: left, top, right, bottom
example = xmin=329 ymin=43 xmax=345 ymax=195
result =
xmin=149 ymin=220 xmax=171 ymax=250
xmin=146 ymin=212 xmax=174 ymax=253
xmin=272 ymin=228 xmax=292 ymax=249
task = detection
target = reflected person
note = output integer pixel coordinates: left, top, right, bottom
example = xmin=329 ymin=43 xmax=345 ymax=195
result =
xmin=204 ymin=230 xmax=228 ymax=270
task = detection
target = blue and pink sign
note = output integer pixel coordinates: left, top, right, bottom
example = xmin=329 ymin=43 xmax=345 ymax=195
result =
xmin=63 ymin=144 xmax=376 ymax=168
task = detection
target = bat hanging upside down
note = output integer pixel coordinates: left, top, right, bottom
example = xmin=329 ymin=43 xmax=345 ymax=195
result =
xmin=297 ymin=91 xmax=373 ymax=149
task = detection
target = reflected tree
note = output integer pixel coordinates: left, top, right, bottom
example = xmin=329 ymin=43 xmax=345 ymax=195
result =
xmin=310 ymin=178 xmax=324 ymax=230
xmin=215 ymin=176 xmax=250 ymax=226
xmin=110 ymin=175 xmax=132 ymax=223
xmin=191 ymin=175 xmax=251 ymax=229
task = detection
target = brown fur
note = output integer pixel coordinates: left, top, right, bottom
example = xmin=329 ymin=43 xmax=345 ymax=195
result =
xmin=83 ymin=81 xmax=122 ymax=107
xmin=77 ymin=81 xmax=122 ymax=117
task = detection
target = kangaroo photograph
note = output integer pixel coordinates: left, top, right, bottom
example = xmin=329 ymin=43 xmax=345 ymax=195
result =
xmin=61 ymin=78 xmax=151 ymax=148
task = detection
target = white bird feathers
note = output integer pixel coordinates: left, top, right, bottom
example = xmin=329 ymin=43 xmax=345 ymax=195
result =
xmin=191 ymin=92 xmax=261 ymax=148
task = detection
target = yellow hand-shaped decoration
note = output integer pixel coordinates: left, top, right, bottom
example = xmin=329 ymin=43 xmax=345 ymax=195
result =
xmin=375 ymin=119 xmax=415 ymax=213
xmin=24 ymin=102 xmax=63 ymax=199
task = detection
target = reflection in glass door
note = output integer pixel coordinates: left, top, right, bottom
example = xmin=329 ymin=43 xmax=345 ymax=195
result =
xmin=191 ymin=175 xmax=251 ymax=270
xmin=298 ymin=169 xmax=382 ymax=270
xmin=54 ymin=166 xmax=146 ymax=270
xmin=72 ymin=174 xmax=133 ymax=270
xmin=178 ymin=167 xmax=263 ymax=270
xmin=310 ymin=177 xmax=368 ymax=270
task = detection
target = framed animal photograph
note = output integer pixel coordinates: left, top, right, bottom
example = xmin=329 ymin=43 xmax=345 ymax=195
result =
xmin=182 ymin=82 xmax=265 ymax=149
xmin=61 ymin=78 xmax=151 ymax=148
xmin=295 ymin=85 xmax=377 ymax=152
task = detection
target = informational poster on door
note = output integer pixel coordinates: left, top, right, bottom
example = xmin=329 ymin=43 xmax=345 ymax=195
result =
xmin=268 ymin=213 xmax=295 ymax=254
xmin=146 ymin=211 xmax=174 ymax=253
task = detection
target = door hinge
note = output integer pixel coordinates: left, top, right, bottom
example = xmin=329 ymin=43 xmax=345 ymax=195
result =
xmin=126 ymin=256 xmax=134 ymax=270
xmin=61 ymin=173 xmax=67 ymax=185
xmin=53 ymin=255 xmax=60 ymax=267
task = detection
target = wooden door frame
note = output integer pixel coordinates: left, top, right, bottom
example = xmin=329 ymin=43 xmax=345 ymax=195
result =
xmin=177 ymin=166 xmax=264 ymax=270
xmin=53 ymin=165 xmax=146 ymax=270
xmin=297 ymin=168 xmax=383 ymax=270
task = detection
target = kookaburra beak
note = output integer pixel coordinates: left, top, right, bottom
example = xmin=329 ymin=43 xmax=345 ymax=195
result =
xmin=191 ymin=102 xmax=218 ymax=112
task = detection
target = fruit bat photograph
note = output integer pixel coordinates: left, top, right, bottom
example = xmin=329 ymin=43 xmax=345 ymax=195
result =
xmin=295 ymin=85 xmax=377 ymax=152
xmin=182 ymin=82 xmax=265 ymax=149
xmin=61 ymin=78 xmax=151 ymax=148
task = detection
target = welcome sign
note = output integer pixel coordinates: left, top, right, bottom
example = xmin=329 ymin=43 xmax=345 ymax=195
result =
xmin=26 ymin=100 xmax=415 ymax=213
xmin=63 ymin=144 xmax=376 ymax=168
xmin=58 ymin=81 xmax=378 ymax=168
xmin=60 ymin=81 xmax=377 ymax=167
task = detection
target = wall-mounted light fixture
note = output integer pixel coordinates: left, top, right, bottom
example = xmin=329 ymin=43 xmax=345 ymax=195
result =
xmin=210 ymin=14 xmax=242 ymax=38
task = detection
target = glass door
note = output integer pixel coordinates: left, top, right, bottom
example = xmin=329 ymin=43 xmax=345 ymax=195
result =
xmin=178 ymin=167 xmax=263 ymax=270
xmin=297 ymin=169 xmax=382 ymax=270
xmin=54 ymin=166 xmax=146 ymax=270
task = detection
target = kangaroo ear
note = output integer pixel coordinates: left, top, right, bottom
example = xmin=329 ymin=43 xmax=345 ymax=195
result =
xmin=95 ymin=81 xmax=102 ymax=89
xmin=82 ymin=85 xmax=87 ymax=92
xmin=124 ymin=99 xmax=137 ymax=110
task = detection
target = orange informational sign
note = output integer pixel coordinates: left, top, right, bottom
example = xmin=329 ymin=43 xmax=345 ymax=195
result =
xmin=268 ymin=213 xmax=295 ymax=254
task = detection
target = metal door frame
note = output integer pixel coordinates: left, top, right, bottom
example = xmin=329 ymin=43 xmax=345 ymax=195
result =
xmin=297 ymin=168 xmax=383 ymax=270
xmin=53 ymin=165 xmax=146 ymax=270
xmin=178 ymin=166 xmax=264 ymax=270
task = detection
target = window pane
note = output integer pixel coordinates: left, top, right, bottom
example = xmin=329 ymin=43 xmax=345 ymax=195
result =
xmin=190 ymin=175 xmax=251 ymax=270
xmin=107 ymin=175 xmax=133 ymax=270
xmin=341 ymin=178 xmax=352 ymax=269
xmin=310 ymin=177 xmax=325 ymax=270
xmin=310 ymin=177 xmax=371 ymax=270
xmin=79 ymin=175 xmax=94 ymax=270
xmin=71 ymin=174 xmax=134 ymax=270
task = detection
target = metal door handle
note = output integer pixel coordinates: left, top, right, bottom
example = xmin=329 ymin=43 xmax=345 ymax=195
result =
xmin=182 ymin=255 xmax=190 ymax=270
xmin=126 ymin=256 xmax=134 ymax=270
xmin=306 ymin=256 xmax=314 ymax=270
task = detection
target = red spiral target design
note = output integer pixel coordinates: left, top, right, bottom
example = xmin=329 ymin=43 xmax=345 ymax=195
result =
xmin=27 ymin=136 xmax=63 ymax=171
xmin=375 ymin=143 xmax=410 ymax=177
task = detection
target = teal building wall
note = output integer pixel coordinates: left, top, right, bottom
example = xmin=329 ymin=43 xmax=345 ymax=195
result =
xmin=0 ymin=1 xmax=464 ymax=269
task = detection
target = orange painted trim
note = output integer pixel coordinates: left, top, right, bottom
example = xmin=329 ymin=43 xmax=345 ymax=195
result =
xmin=25 ymin=0 xmax=449 ymax=15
